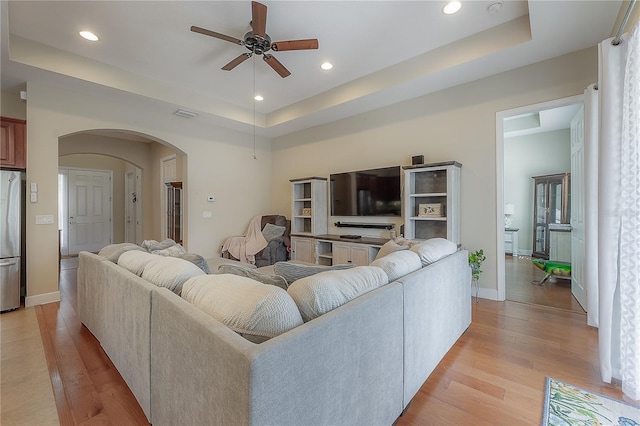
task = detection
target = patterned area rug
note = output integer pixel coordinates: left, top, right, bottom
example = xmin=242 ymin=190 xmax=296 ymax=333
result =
xmin=543 ymin=377 xmax=640 ymax=426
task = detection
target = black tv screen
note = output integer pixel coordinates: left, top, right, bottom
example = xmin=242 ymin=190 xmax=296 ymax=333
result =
xmin=330 ymin=166 xmax=401 ymax=216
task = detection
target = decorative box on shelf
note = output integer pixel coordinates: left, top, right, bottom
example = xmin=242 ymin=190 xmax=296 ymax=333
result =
xmin=418 ymin=203 xmax=443 ymax=217
xmin=301 ymin=207 xmax=312 ymax=217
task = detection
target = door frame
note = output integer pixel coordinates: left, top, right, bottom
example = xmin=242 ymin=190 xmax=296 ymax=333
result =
xmin=495 ymin=94 xmax=584 ymax=301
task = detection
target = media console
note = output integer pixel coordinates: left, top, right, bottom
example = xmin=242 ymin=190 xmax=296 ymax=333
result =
xmin=290 ymin=234 xmax=389 ymax=266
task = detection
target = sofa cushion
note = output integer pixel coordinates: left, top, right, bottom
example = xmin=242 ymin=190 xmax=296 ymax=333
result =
xmin=261 ymin=223 xmax=286 ymax=242
xmin=410 ymin=238 xmax=458 ymax=266
xmin=370 ymin=250 xmax=422 ymax=282
xmin=274 ymin=262 xmax=356 ymax=284
xmin=287 ymin=266 xmax=389 ymax=322
xmin=218 ymin=264 xmax=288 ymax=290
xmin=98 ymin=243 xmax=146 ymax=263
xmin=141 ymin=256 xmax=206 ymax=295
xmin=374 ymin=239 xmax=409 ymax=260
xmin=118 ymin=251 xmax=159 ymax=276
xmin=181 ymin=274 xmax=303 ymax=343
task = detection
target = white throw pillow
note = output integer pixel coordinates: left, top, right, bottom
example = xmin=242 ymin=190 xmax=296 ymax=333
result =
xmin=287 ymin=266 xmax=389 ymax=322
xmin=98 ymin=243 xmax=146 ymax=263
xmin=141 ymin=256 xmax=205 ymax=294
xmin=370 ymin=250 xmax=422 ymax=282
xmin=409 ymin=238 xmax=457 ymax=266
xmin=181 ymin=274 xmax=303 ymax=343
xmin=374 ymin=239 xmax=409 ymax=260
xmin=118 ymin=251 xmax=158 ymax=276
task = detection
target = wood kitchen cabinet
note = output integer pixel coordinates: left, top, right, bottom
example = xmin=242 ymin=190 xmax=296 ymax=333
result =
xmin=0 ymin=117 xmax=26 ymax=169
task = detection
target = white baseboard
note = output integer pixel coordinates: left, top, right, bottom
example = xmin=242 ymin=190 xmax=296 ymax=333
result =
xmin=25 ymin=291 xmax=61 ymax=307
xmin=472 ymin=287 xmax=499 ymax=301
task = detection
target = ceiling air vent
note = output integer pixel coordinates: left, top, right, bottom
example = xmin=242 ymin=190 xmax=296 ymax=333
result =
xmin=174 ymin=109 xmax=198 ymax=119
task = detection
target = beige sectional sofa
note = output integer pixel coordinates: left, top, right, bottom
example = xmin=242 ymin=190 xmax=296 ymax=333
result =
xmin=77 ymin=241 xmax=471 ymax=425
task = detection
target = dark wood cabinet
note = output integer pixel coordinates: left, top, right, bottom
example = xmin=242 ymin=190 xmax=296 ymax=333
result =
xmin=532 ymin=173 xmax=570 ymax=259
xmin=0 ymin=117 xmax=26 ymax=169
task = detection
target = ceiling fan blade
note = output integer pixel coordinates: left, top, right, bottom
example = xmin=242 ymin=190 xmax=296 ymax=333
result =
xmin=222 ymin=53 xmax=252 ymax=71
xmin=191 ymin=26 xmax=243 ymax=45
xmin=271 ymin=39 xmax=319 ymax=52
xmin=251 ymin=1 xmax=267 ymax=38
xmin=263 ymin=54 xmax=291 ymax=78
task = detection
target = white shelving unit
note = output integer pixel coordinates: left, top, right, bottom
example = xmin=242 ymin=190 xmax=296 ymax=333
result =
xmin=290 ymin=177 xmax=328 ymax=236
xmin=403 ymin=161 xmax=461 ymax=244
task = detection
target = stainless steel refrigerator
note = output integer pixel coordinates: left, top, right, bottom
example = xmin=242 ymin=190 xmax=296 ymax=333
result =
xmin=1 ymin=170 xmax=23 ymax=312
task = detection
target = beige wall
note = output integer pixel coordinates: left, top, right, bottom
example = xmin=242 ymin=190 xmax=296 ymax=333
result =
xmin=25 ymin=82 xmax=272 ymax=303
xmin=1 ymin=90 xmax=27 ymax=120
xmin=271 ymin=47 xmax=598 ymax=299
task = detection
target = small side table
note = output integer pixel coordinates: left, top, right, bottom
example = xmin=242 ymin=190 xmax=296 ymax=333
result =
xmin=504 ymin=228 xmax=519 ymax=256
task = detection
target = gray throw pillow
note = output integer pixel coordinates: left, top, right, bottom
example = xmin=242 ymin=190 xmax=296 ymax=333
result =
xmin=141 ymin=238 xmax=177 ymax=252
xmin=177 ymin=253 xmax=212 ymax=274
xmin=273 ymin=262 xmax=356 ymax=284
xmin=262 ymin=223 xmax=286 ymax=242
xmin=218 ymin=264 xmax=289 ymax=290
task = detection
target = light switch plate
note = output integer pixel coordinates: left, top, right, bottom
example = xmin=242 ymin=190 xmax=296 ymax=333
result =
xmin=202 ymin=211 xmax=212 ymax=218
xmin=30 ymin=193 xmax=37 ymax=203
xmin=30 ymin=182 xmax=38 ymax=193
xmin=36 ymin=215 xmax=54 ymax=224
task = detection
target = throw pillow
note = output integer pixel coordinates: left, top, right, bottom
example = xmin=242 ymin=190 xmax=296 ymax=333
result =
xmin=410 ymin=238 xmax=457 ymax=266
xmin=177 ymin=253 xmax=212 ymax=274
xmin=141 ymin=256 xmax=205 ymax=295
xmin=218 ymin=264 xmax=288 ymax=290
xmin=152 ymin=244 xmax=187 ymax=257
xmin=118 ymin=251 xmax=158 ymax=276
xmin=273 ymin=262 xmax=356 ymax=284
xmin=370 ymin=250 xmax=422 ymax=282
xmin=98 ymin=243 xmax=146 ymax=263
xmin=287 ymin=266 xmax=389 ymax=322
xmin=374 ymin=239 xmax=409 ymax=260
xmin=181 ymin=274 xmax=303 ymax=343
xmin=141 ymin=238 xmax=177 ymax=252
xmin=261 ymin=223 xmax=286 ymax=242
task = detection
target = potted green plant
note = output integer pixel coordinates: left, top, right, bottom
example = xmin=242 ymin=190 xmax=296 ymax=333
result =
xmin=468 ymin=249 xmax=486 ymax=302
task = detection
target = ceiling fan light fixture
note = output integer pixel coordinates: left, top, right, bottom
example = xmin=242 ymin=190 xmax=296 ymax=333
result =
xmin=254 ymin=95 xmax=264 ymax=101
xmin=79 ymin=30 xmax=99 ymax=41
xmin=443 ymin=1 xmax=462 ymax=15
xmin=321 ymin=62 xmax=333 ymax=70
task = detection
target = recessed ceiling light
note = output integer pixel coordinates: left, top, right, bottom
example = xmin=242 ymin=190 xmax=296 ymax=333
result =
xmin=254 ymin=95 xmax=264 ymax=101
xmin=79 ymin=30 xmax=99 ymax=41
xmin=321 ymin=62 xmax=333 ymax=70
xmin=443 ymin=1 xmax=462 ymax=15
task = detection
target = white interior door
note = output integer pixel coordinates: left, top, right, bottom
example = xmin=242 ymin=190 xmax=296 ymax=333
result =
xmin=570 ymin=106 xmax=587 ymax=311
xmin=68 ymin=169 xmax=112 ymax=254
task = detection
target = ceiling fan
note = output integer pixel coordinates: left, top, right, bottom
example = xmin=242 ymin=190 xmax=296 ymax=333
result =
xmin=191 ymin=1 xmax=319 ymax=78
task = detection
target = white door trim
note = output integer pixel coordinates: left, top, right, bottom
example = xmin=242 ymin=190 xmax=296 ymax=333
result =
xmin=495 ymin=94 xmax=584 ymax=302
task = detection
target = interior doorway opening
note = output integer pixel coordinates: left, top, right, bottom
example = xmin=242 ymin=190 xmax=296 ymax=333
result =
xmin=496 ymin=95 xmax=586 ymax=314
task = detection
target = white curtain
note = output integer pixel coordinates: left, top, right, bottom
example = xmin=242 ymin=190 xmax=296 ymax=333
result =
xmin=597 ymin=22 xmax=640 ymax=401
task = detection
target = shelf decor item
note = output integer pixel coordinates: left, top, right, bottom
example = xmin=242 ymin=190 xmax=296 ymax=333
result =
xmin=418 ymin=203 xmax=442 ymax=217
xmin=301 ymin=208 xmax=312 ymax=217
xmin=468 ymin=249 xmax=486 ymax=303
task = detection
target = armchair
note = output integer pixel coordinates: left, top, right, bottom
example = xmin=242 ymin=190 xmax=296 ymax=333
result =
xmin=222 ymin=215 xmax=291 ymax=267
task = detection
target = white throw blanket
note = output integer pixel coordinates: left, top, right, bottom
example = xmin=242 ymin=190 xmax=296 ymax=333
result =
xmin=221 ymin=215 xmax=268 ymax=264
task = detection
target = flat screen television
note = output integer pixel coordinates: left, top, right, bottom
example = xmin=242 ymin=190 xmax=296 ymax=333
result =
xmin=330 ymin=166 xmax=401 ymax=216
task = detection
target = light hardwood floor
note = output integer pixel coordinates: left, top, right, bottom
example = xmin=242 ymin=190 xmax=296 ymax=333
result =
xmin=505 ymin=254 xmax=585 ymax=313
xmin=3 ymin=258 xmax=637 ymax=425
